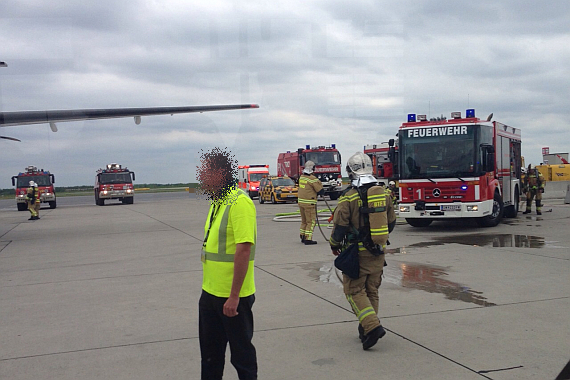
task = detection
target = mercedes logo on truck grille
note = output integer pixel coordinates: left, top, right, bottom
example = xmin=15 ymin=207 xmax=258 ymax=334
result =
xmin=432 ymin=188 xmax=441 ymax=197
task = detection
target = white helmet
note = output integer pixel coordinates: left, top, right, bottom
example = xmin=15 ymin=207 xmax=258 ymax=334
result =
xmin=29 ymin=181 xmax=35 ymax=187
xmin=389 ymin=181 xmax=396 ymax=186
xmin=346 ymin=152 xmax=373 ymax=178
xmin=303 ymin=160 xmax=315 ymax=174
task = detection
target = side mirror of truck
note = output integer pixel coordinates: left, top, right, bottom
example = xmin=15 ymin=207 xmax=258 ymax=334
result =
xmin=11 ymin=176 xmax=16 ymax=186
xmin=131 ymin=172 xmax=136 ymax=181
xmin=51 ymin=174 xmax=55 ymax=184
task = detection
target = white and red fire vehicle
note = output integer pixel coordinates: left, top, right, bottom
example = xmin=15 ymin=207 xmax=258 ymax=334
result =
xmin=94 ymin=163 xmax=135 ymax=206
xmin=11 ymin=165 xmax=57 ymax=211
xmin=397 ymin=109 xmax=522 ymax=227
xmin=238 ymin=165 xmax=270 ymax=198
xmin=277 ymin=144 xmax=342 ymax=200
xmin=364 ymin=141 xmax=398 ymax=182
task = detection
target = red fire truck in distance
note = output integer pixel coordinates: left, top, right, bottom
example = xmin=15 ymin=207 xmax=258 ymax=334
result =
xmin=397 ymin=109 xmax=522 ymax=227
xmin=238 ymin=165 xmax=270 ymax=198
xmin=94 ymin=163 xmax=135 ymax=206
xmin=277 ymin=144 xmax=343 ymax=200
xmin=364 ymin=141 xmax=398 ymax=182
xmin=11 ymin=166 xmax=57 ymax=211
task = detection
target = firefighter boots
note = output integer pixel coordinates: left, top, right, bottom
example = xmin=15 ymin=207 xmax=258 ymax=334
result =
xmin=304 ymin=239 xmax=317 ymax=245
xmin=358 ymin=324 xmax=365 ymax=343
xmin=362 ymin=325 xmax=386 ymax=350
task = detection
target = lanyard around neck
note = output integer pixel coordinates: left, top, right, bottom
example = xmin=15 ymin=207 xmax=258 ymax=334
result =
xmin=203 ymin=203 xmax=221 ymax=246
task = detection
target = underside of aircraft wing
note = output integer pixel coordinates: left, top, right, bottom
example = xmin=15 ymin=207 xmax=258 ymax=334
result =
xmin=0 ymin=104 xmax=259 ymax=128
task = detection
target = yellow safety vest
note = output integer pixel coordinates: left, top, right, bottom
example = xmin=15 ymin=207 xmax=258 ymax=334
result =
xmin=201 ymin=187 xmax=256 ymax=298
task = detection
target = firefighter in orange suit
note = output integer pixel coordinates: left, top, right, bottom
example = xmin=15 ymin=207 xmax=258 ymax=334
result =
xmin=298 ymin=160 xmax=324 ymax=245
xmin=522 ymin=164 xmax=545 ymax=215
xmin=26 ymin=181 xmax=39 ymax=220
xmin=330 ymin=152 xmax=396 ymax=350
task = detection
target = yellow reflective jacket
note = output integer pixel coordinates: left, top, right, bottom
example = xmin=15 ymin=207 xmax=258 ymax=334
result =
xmin=201 ymin=187 xmax=256 ymax=298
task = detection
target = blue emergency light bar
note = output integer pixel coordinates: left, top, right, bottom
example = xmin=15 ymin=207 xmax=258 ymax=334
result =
xmin=408 ymin=114 xmax=416 ymax=122
xmin=466 ymin=109 xmax=475 ymax=118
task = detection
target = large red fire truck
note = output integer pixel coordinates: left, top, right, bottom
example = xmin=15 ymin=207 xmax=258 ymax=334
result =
xmin=94 ymin=163 xmax=135 ymax=206
xmin=396 ymin=109 xmax=522 ymax=227
xmin=11 ymin=166 xmax=57 ymax=211
xmin=277 ymin=144 xmax=343 ymax=200
xmin=238 ymin=164 xmax=270 ymax=198
xmin=364 ymin=141 xmax=398 ymax=182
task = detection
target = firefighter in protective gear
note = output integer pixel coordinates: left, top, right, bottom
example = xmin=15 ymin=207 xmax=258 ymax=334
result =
xmin=387 ymin=180 xmax=398 ymax=206
xmin=298 ymin=160 xmax=324 ymax=245
xmin=26 ymin=181 xmax=39 ymax=220
xmin=522 ymin=164 xmax=545 ymax=215
xmin=330 ymin=152 xmax=396 ymax=350
xmin=33 ymin=182 xmax=41 ymax=219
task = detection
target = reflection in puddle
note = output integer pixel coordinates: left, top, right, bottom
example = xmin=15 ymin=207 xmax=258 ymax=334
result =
xmin=317 ymin=261 xmax=495 ymax=306
xmin=394 ymin=262 xmax=495 ymax=306
xmin=388 ymin=234 xmax=565 ymax=254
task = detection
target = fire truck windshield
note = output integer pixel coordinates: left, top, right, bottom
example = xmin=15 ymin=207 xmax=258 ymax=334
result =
xmin=249 ymin=173 xmax=266 ymax=182
xmin=17 ymin=175 xmax=51 ymax=187
xmin=400 ymin=126 xmax=479 ymax=179
xmin=100 ymin=172 xmax=132 ymax=184
xmin=304 ymin=151 xmax=339 ymax=165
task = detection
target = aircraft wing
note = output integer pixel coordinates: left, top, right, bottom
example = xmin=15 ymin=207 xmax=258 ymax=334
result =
xmin=0 ymin=104 xmax=259 ymax=128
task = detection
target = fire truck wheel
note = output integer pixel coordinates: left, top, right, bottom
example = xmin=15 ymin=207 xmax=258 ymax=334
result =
xmin=405 ymin=218 xmax=432 ymax=227
xmin=17 ymin=203 xmax=28 ymax=211
xmin=477 ymin=191 xmax=504 ymax=227
xmin=124 ymin=197 xmax=134 ymax=205
xmin=329 ymin=192 xmax=339 ymax=201
xmin=49 ymin=200 xmax=56 ymax=209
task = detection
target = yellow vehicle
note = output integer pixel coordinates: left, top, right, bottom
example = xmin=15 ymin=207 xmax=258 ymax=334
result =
xmin=259 ymin=176 xmax=298 ymax=204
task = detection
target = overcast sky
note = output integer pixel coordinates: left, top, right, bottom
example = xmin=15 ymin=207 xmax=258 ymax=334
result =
xmin=1 ymin=0 xmax=569 ymax=187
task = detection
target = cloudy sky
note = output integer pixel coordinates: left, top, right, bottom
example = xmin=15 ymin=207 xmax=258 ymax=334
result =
xmin=1 ymin=0 xmax=569 ymax=187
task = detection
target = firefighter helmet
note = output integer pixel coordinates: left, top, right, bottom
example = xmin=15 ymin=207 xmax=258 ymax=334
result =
xmin=29 ymin=181 xmax=35 ymax=187
xmin=346 ymin=152 xmax=373 ymax=178
xmin=389 ymin=181 xmax=396 ymax=186
xmin=303 ymin=160 xmax=315 ymax=174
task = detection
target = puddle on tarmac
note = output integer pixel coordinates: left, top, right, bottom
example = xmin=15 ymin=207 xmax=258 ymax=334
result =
xmin=308 ymin=261 xmax=495 ymax=306
xmin=384 ymin=262 xmax=496 ymax=306
xmin=385 ymin=234 xmax=565 ymax=254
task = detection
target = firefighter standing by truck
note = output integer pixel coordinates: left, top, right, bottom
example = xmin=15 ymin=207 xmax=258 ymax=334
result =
xmin=523 ymin=164 xmax=545 ymax=215
xmin=298 ymin=161 xmax=324 ymax=245
xmin=26 ymin=181 xmax=39 ymax=220
xmin=329 ymin=152 xmax=396 ymax=350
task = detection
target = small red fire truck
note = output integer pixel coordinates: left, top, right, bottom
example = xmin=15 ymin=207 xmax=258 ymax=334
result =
xmin=94 ymin=163 xmax=135 ymax=206
xmin=397 ymin=109 xmax=522 ymax=227
xmin=277 ymin=144 xmax=342 ymax=200
xmin=364 ymin=141 xmax=398 ymax=182
xmin=11 ymin=166 xmax=57 ymax=211
xmin=238 ymin=165 xmax=270 ymax=198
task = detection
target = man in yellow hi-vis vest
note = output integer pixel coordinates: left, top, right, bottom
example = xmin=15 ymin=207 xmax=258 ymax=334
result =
xmin=196 ymin=147 xmax=257 ymax=380
xmin=298 ymin=160 xmax=324 ymax=245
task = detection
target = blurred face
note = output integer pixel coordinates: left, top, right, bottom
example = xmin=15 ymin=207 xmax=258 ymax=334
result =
xmin=196 ymin=148 xmax=237 ymax=200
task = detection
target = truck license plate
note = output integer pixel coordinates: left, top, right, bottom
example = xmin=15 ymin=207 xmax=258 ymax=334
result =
xmin=441 ymin=204 xmax=461 ymax=211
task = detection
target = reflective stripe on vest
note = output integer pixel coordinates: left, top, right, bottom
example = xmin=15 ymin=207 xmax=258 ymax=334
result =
xmin=201 ymin=189 xmax=256 ymax=262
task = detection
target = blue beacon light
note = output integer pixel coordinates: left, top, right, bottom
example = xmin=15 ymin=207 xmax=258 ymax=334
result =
xmin=460 ymin=185 xmax=468 ymax=191
xmin=408 ymin=114 xmax=416 ymax=122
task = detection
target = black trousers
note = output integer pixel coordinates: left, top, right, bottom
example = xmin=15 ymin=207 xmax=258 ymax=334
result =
xmin=199 ymin=290 xmax=257 ymax=380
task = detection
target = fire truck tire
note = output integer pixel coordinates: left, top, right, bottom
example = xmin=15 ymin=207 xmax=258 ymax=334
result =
xmin=17 ymin=203 xmax=28 ymax=211
xmin=329 ymin=192 xmax=340 ymax=201
xmin=124 ymin=197 xmax=134 ymax=205
xmin=405 ymin=218 xmax=433 ymax=227
xmin=477 ymin=191 xmax=504 ymax=227
xmin=504 ymin=189 xmax=519 ymax=218
xmin=49 ymin=200 xmax=57 ymax=209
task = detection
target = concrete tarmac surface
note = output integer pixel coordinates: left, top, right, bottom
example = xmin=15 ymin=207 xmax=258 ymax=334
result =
xmin=1 ymin=193 xmax=569 ymax=380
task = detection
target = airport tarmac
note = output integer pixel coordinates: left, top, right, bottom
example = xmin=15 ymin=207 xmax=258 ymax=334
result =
xmin=1 ymin=193 xmax=569 ymax=380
